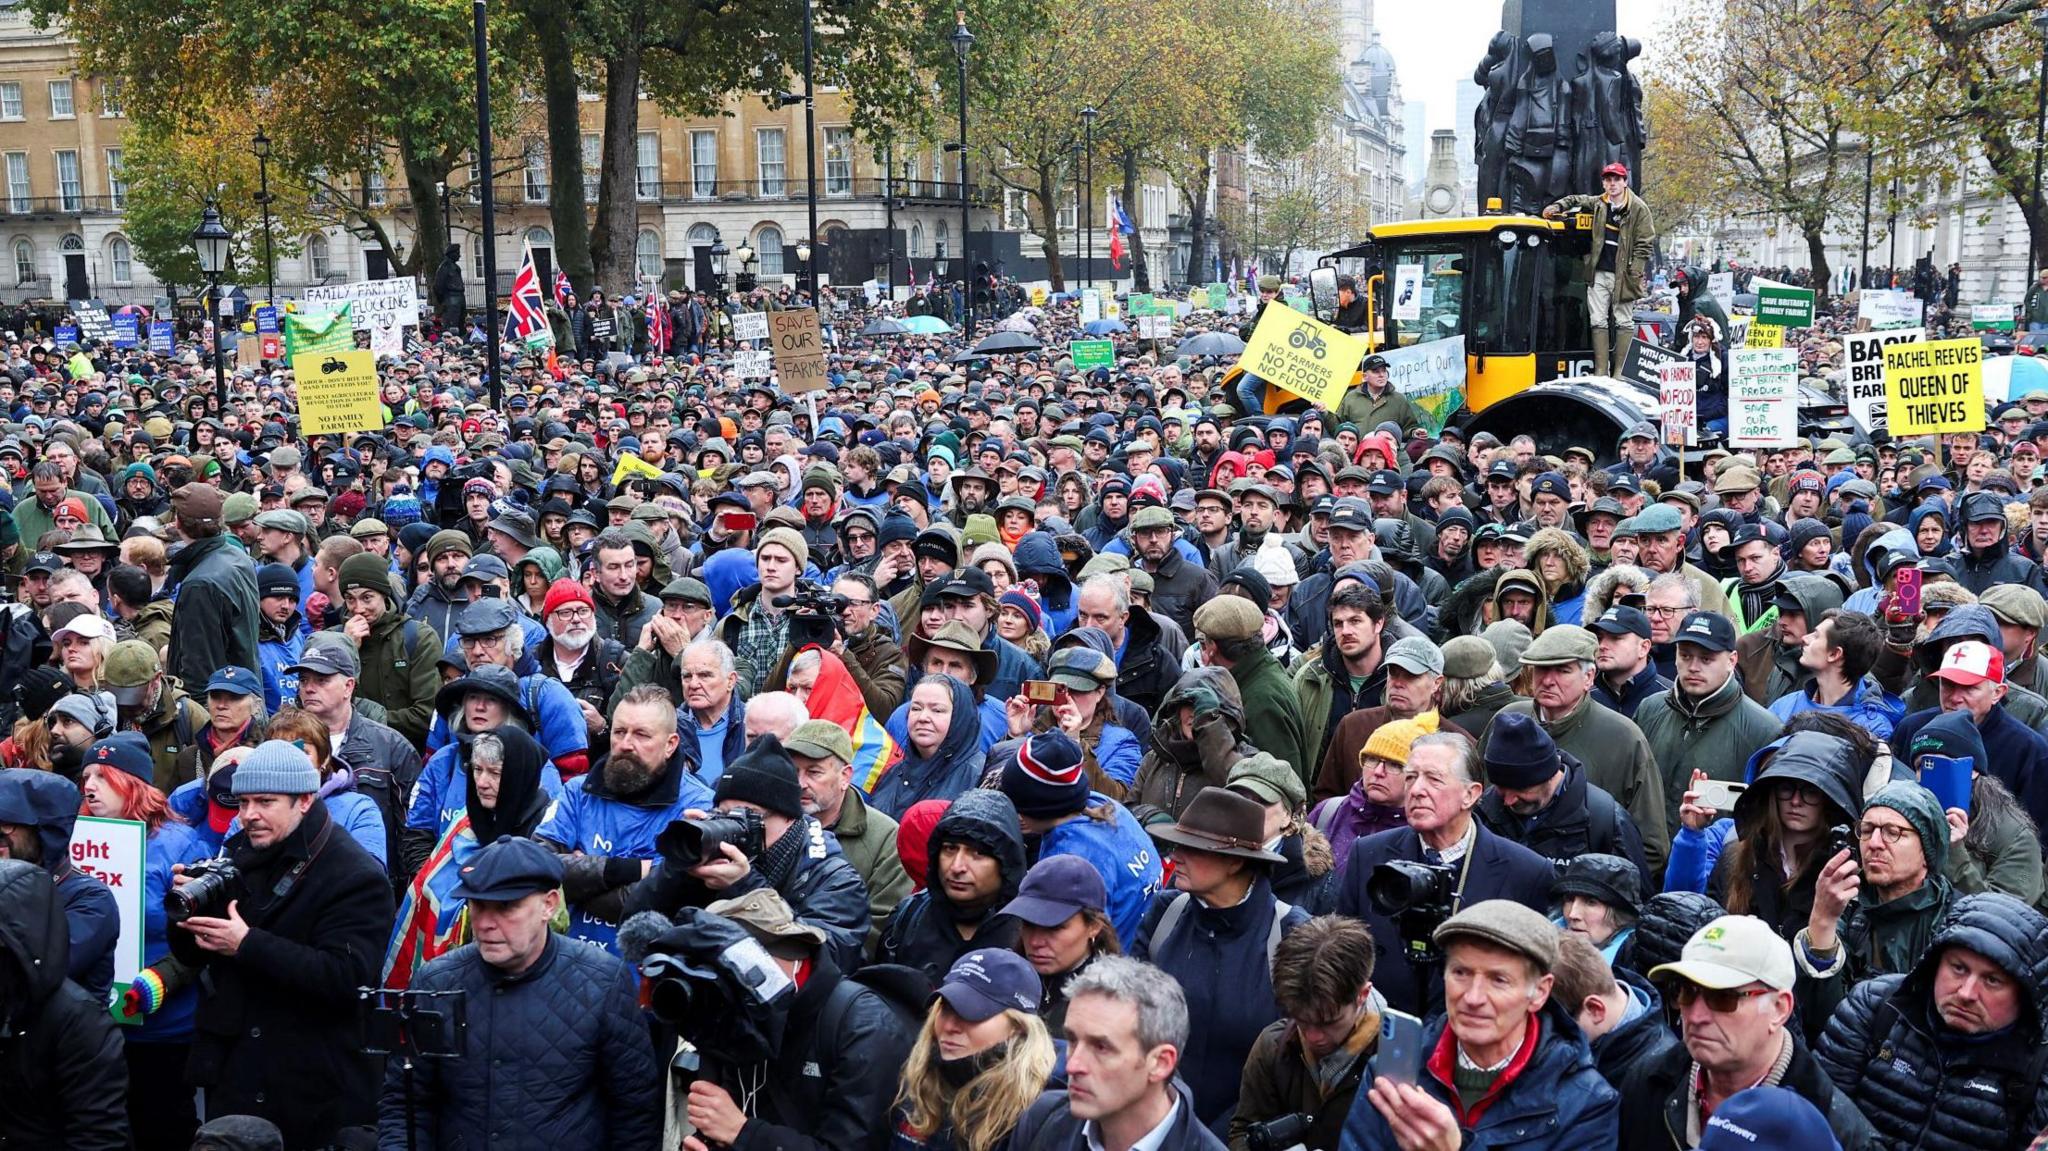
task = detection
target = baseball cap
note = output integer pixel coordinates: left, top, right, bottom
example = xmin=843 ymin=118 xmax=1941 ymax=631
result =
xmin=1673 ymin=611 xmax=1737 ymax=652
xmin=1367 ymin=469 xmax=1402 ymax=495
xmin=1328 ymin=498 xmax=1373 ymax=533
xmin=783 ymin=719 xmax=854 ymax=764
xmin=1697 ymin=1087 xmax=1843 ymax=1151
xmin=287 ymin=635 xmax=361 ymax=678
xmin=101 ymin=640 xmax=161 ymax=708
xmin=1588 ymin=605 xmax=1652 ymax=640
xmin=51 ymin=613 xmax=113 ymax=645
xmin=1929 ymin=640 xmax=2004 ymax=687
xmin=1650 ymin=914 xmax=1796 ymax=991
xmin=1000 ymin=855 xmax=1108 ymax=927
xmin=933 ymin=949 xmax=1043 ymax=1021
xmin=203 ymin=666 xmax=260 ymax=698
xmin=22 ymin=552 xmax=61 ymax=576
xmin=1530 ymin=471 xmax=1570 ymax=500
xmin=1384 ymin=636 xmax=1445 ymax=677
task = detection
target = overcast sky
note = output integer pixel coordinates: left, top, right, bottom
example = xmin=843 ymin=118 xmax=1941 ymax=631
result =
xmin=1379 ymin=0 xmax=1673 ymax=131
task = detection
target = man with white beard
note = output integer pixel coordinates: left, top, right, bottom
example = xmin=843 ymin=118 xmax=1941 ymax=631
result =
xmin=534 ymin=579 xmax=626 ymax=762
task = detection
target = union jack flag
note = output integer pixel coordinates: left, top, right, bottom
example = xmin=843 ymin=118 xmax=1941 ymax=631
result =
xmin=648 ymin=297 xmax=671 ymax=354
xmin=505 ymin=242 xmax=553 ymax=349
xmin=553 ymin=268 xmax=574 ymax=307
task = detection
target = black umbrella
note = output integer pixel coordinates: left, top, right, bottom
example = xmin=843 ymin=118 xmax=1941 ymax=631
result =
xmin=861 ymin=317 xmax=908 ymax=336
xmin=949 ymin=350 xmax=989 ymax=364
xmin=969 ymin=331 xmax=1043 ymax=356
xmin=1175 ymin=331 xmax=1245 ymax=357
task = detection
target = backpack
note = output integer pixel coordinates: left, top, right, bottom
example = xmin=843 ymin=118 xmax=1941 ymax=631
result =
xmin=1148 ymin=891 xmax=1292 ymax=963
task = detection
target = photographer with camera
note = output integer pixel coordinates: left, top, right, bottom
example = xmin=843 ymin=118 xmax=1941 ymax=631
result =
xmin=378 ymin=836 xmax=662 ymax=1151
xmin=625 ymin=733 xmax=872 ymax=973
xmin=1229 ymin=915 xmax=1379 ymax=1151
xmin=720 ymin=527 xmax=812 ymax=696
xmin=1334 ymin=734 xmax=1556 ymax=1016
xmin=167 ymin=738 xmax=395 ymax=1150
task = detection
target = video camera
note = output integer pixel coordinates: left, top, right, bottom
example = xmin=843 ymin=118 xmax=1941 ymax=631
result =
xmin=165 ymin=859 xmax=240 ymax=927
xmin=1245 ymin=1113 xmax=1314 ymax=1151
xmin=1366 ymin=859 xmax=1458 ymax=964
xmin=657 ymin=806 xmax=767 ymax=869
xmin=620 ymin=907 xmax=797 ymax=1064
xmin=773 ymin=582 xmax=850 ymax=650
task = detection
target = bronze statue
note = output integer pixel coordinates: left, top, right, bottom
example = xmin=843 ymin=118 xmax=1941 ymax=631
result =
xmin=1474 ymin=32 xmax=1517 ymax=210
xmin=1503 ymin=34 xmax=1571 ymax=215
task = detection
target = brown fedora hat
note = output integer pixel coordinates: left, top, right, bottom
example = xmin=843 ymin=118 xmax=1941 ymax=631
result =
xmin=904 ymin=619 xmax=999 ymax=685
xmin=1150 ymin=787 xmax=1286 ymax=863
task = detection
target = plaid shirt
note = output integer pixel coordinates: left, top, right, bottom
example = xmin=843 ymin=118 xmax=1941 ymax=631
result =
xmin=733 ymin=605 xmax=790 ymax=696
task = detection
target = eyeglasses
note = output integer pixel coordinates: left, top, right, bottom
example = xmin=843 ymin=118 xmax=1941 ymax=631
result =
xmin=1644 ymin=605 xmax=1688 ymax=617
xmin=551 ymin=606 xmax=595 ymax=622
xmin=1857 ymin=820 xmax=1913 ymax=845
xmin=1672 ymin=984 xmax=1774 ymax=1013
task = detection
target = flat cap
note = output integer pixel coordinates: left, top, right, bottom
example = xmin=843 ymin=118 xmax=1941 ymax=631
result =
xmin=1518 ymin=624 xmax=1597 ymax=666
xmin=1433 ymin=899 xmax=1560 ymax=972
xmin=1194 ymin=595 xmax=1265 ymax=643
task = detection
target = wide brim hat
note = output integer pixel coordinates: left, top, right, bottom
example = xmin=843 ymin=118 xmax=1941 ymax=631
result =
xmin=1148 ymin=786 xmax=1286 ymax=863
xmin=904 ymin=621 xmax=998 ymax=685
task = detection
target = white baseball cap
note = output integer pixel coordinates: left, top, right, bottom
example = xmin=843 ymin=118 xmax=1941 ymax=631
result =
xmin=1650 ymin=914 xmax=1795 ymax=992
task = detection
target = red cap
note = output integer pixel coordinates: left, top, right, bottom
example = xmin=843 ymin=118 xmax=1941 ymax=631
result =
xmin=1930 ymin=640 xmax=2004 ymax=687
xmin=1601 ymin=163 xmax=1630 ymax=179
xmin=541 ymin=577 xmax=595 ymax=620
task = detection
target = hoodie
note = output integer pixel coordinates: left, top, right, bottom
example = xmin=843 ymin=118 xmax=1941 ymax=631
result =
xmin=870 ymin=676 xmax=987 ymax=820
xmin=874 ymin=788 xmax=1027 ymax=984
xmin=1844 ymin=526 xmax=1916 ymax=615
xmin=0 ymin=859 xmax=128 ymax=1150
xmin=0 ymin=769 xmax=117 ymax=999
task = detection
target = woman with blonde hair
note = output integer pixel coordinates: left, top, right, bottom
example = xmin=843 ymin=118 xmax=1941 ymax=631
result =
xmin=52 ymin=612 xmax=115 ymax=691
xmin=892 ymin=949 xmax=1059 ymax=1151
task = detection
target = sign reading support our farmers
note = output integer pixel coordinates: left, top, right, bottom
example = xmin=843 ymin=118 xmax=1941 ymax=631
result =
xmin=72 ymin=816 xmax=146 ymax=985
xmin=1884 ymin=336 xmax=1985 ymax=436
xmin=291 ymin=348 xmax=384 ymax=434
xmin=1754 ymin=279 xmax=1816 ymax=328
xmin=1659 ymin=360 xmax=1698 ymax=447
xmin=768 ymin=308 xmax=828 ymax=393
xmin=1381 ymin=335 xmax=1467 ymax=435
xmin=1071 ymin=339 xmax=1115 ymax=370
xmin=1843 ymin=327 xmax=1925 ymax=430
xmin=1729 ymin=347 xmax=1800 ymax=447
xmin=1240 ymin=302 xmax=1369 ymax=409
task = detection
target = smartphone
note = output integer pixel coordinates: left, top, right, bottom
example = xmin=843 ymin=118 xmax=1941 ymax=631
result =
xmin=719 ymin=510 xmax=757 ymax=532
xmin=1894 ymin=565 xmax=1923 ymax=619
xmin=1917 ymin=754 xmax=1974 ymax=814
xmin=1692 ymin=779 xmax=1746 ymax=811
xmin=1022 ymin=680 xmax=1068 ymax=705
xmin=1378 ymin=1008 xmax=1425 ymax=1088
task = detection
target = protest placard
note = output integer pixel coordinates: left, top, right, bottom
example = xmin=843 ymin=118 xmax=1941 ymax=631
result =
xmin=1381 ymin=335 xmax=1467 ymax=435
xmin=292 ymin=348 xmax=383 ymax=434
xmin=1391 ymin=264 xmax=1424 ymax=322
xmin=1080 ymin=292 xmax=1101 ymax=323
xmin=1858 ymin=289 xmax=1922 ymax=329
xmin=148 ymin=320 xmax=174 ymax=354
xmin=1239 ymin=304 xmax=1369 ymax=409
xmin=1071 ymin=340 xmax=1114 ymax=370
xmin=1729 ymin=347 xmax=1800 ymax=447
xmin=72 ymin=817 xmax=145 ymax=984
xmin=72 ymin=304 xmax=115 ymax=343
xmin=1755 ymin=279 xmax=1816 ymax=328
xmin=112 ymin=313 xmax=139 ymax=348
xmin=303 ymin=278 xmax=420 ymax=332
xmin=733 ymin=349 xmax=773 ymax=379
xmin=1621 ymin=338 xmax=1684 ymax=390
xmin=285 ymin=305 xmax=355 ymax=357
xmin=1746 ymin=324 xmax=1785 ymax=349
xmin=1883 ymin=337 xmax=1984 ymax=436
xmin=1658 ymin=360 xmax=1697 ymax=447
xmin=1708 ymin=272 xmax=1735 ymax=311
xmin=1842 ymin=327 xmax=1925 ymax=429
xmin=1970 ymin=304 xmax=2016 ymax=332
xmin=769 ymin=308 xmax=828 ymax=393
xmin=733 ymin=311 xmax=770 ymax=343
xmin=1136 ymin=314 xmax=1172 ymax=340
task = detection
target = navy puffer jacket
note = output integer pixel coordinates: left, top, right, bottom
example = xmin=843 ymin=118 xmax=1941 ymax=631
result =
xmin=1813 ymin=892 xmax=2048 ymax=1151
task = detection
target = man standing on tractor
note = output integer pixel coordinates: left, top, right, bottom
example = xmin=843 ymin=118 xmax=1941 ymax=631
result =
xmin=1544 ymin=163 xmax=1656 ymax=381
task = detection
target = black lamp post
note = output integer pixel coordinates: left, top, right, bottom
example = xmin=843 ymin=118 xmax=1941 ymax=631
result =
xmin=735 ymin=241 xmax=757 ymax=295
xmin=797 ymin=240 xmax=813 ymax=299
xmin=951 ymin=10 xmax=974 ymax=338
xmin=251 ymin=129 xmax=276 ymax=304
xmin=2029 ymin=11 xmax=2048 ymax=290
xmin=709 ymin=234 xmax=729 ymax=301
xmin=1081 ymin=106 xmax=1097 ymax=292
xmin=190 ymin=199 xmax=232 ymax=412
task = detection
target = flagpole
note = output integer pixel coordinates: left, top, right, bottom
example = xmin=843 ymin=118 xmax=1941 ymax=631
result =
xmin=474 ymin=0 xmax=502 ymax=408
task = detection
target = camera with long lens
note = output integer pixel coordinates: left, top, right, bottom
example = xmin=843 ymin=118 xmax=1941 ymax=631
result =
xmin=1245 ymin=1112 xmax=1314 ymax=1151
xmin=657 ymin=806 xmax=767 ymax=869
xmin=165 ymin=859 xmax=240 ymax=927
xmin=623 ymin=907 xmax=798 ymax=1064
xmin=773 ymin=583 xmax=850 ymax=650
xmin=1366 ymin=859 xmax=1458 ymax=963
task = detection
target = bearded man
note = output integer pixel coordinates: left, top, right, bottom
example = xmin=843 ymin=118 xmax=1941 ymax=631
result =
xmin=534 ymin=579 xmax=626 ymax=761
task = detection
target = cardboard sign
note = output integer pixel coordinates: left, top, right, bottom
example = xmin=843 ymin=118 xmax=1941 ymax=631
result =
xmin=1843 ymin=327 xmax=1925 ymax=429
xmin=1755 ymin=279 xmax=1816 ymax=328
xmin=1391 ymin=264 xmax=1424 ymax=322
xmin=1239 ymin=304 xmax=1369 ymax=409
xmin=1729 ymin=347 xmax=1800 ymax=447
xmin=71 ymin=817 xmax=145 ymax=984
xmin=768 ymin=307 xmax=827 ymax=393
xmin=1971 ymin=304 xmax=2016 ymax=332
xmin=1071 ymin=339 xmax=1115 ymax=370
xmin=1884 ymin=336 xmax=1985 ymax=435
xmin=148 ymin=320 xmax=174 ymax=354
xmin=1622 ymin=338 xmax=1684 ymax=390
xmin=1746 ymin=323 xmax=1785 ymax=349
xmin=1707 ymin=272 xmax=1735 ymax=311
xmin=1658 ymin=360 xmax=1698 ymax=446
xmin=292 ymin=348 xmax=384 ymax=434
xmin=733 ymin=311 xmax=770 ymax=342
xmin=1381 ymin=334 xmax=1468 ymax=435
xmin=732 ymin=349 xmax=773 ymax=379
xmin=1858 ymin=289 xmax=1922 ymax=329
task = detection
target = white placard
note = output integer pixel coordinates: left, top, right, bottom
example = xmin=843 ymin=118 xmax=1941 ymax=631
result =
xmin=1392 ymin=263 xmax=1424 ymax=321
xmin=732 ymin=311 xmax=771 ymax=343
xmin=71 ymin=816 xmax=146 ymax=984
xmin=1843 ymin=327 xmax=1925 ymax=429
xmin=1708 ymin=271 xmax=1735 ymax=311
xmin=302 ymin=278 xmax=421 ymax=334
xmin=1081 ymin=291 xmax=1101 ymax=323
xmin=1730 ymin=347 xmax=1800 ymax=447
xmin=1658 ymin=360 xmax=1698 ymax=446
xmin=1136 ymin=314 xmax=1172 ymax=339
xmin=733 ymin=349 xmax=773 ymax=378
xmin=1858 ymin=289 xmax=1923 ymax=330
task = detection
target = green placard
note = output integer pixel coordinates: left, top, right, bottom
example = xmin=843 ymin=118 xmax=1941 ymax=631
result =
xmin=1206 ymin=283 xmax=1228 ymax=310
xmin=1127 ymin=293 xmax=1154 ymax=317
xmin=284 ymin=304 xmax=354 ymax=357
xmin=1070 ymin=339 xmax=1115 ymax=370
xmin=1971 ymin=303 xmax=2017 ymax=331
xmin=1755 ymin=280 xmax=1816 ymax=328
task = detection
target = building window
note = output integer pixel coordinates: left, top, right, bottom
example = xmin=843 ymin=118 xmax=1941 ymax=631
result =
xmin=935 ymin=220 xmax=949 ymax=260
xmin=12 ymin=239 xmax=31 ymax=284
xmin=366 ymin=170 xmax=387 ymax=207
xmin=60 ymin=233 xmax=82 ymax=252
xmin=107 ymin=235 xmax=131 ymax=283
xmin=757 ymin=128 xmax=786 ymax=197
xmin=581 ymin=133 xmax=600 ymax=204
xmin=54 ymin=151 xmax=80 ymax=212
xmin=526 ymin=226 xmax=553 ymax=248
xmin=5 ymin=153 xmax=27 ymax=212
xmin=469 ymin=243 xmax=483 ymax=281
xmin=306 ymin=234 xmax=331 ymax=280
xmin=755 ymin=225 xmax=784 ymax=275
xmin=523 ymin=141 xmax=546 ymax=203
xmin=823 ymin=127 xmax=852 ymax=196
xmin=636 ymin=229 xmax=661 ymax=279
xmin=910 ymin=222 xmax=924 ymax=258
xmin=104 ymin=148 xmax=124 ymax=209
xmin=0 ymin=84 xmax=20 ymax=121
xmin=690 ymin=131 xmax=718 ymax=199
xmin=97 ymin=80 xmax=121 ymax=117
xmin=48 ymin=80 xmax=72 ymax=118
xmin=636 ymin=132 xmax=659 ymax=200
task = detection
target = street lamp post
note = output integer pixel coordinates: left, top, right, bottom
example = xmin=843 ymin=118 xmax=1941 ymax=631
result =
xmin=951 ymin=11 xmax=974 ymax=338
xmin=2029 ymin=11 xmax=2048 ymax=289
xmin=736 ymin=242 xmax=757 ymax=296
xmin=1250 ymin=190 xmax=1261 ymax=276
xmin=1860 ymin=144 xmax=1873 ymax=291
xmin=473 ymin=0 xmax=503 ymax=408
xmin=797 ymin=240 xmax=813 ymax=298
xmin=800 ymin=0 xmax=820 ymax=303
xmin=1081 ymin=106 xmax=1097 ymax=292
xmin=190 ymin=200 xmax=232 ymax=413
xmin=252 ymin=130 xmax=276 ymax=305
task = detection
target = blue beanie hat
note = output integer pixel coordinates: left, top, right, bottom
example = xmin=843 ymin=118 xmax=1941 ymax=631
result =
xmin=231 ymin=740 xmax=322 ymax=797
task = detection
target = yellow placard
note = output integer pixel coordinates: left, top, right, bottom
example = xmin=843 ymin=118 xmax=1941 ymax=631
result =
xmin=1030 ymin=286 xmax=1047 ymax=306
xmin=1746 ymin=323 xmax=1784 ymax=349
xmin=1238 ymin=305 xmax=1370 ymax=409
xmin=291 ymin=349 xmax=383 ymax=435
xmin=1883 ymin=336 xmax=1984 ymax=436
xmin=612 ymin=452 xmax=667 ymax=487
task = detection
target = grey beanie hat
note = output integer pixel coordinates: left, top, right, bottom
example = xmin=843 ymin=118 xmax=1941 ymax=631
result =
xmin=231 ymin=739 xmax=322 ymax=796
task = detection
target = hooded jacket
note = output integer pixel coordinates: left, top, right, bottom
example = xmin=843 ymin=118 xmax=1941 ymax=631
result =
xmin=1133 ymin=667 xmax=1256 ymax=819
xmin=0 ymin=768 xmax=118 ymax=999
xmin=1225 ymin=641 xmax=1312 ymax=793
xmin=875 ymin=789 xmax=1027 ymax=983
xmin=1633 ymin=669 xmax=1784 ymax=839
xmin=871 ymin=675 xmax=987 ymax=820
xmin=1945 ymin=496 xmax=2048 ymax=596
xmin=1523 ymin=529 xmax=1590 ymax=625
xmin=1488 ymin=568 xmax=1553 ymax=636
xmin=1886 ymin=606 xmax=2048 ymax=729
xmin=0 ymin=860 xmax=128 ymax=1151
xmin=164 ymin=531 xmax=262 ymax=698
xmin=1589 ymin=968 xmax=1678 ymax=1089
xmin=1485 ymin=697 xmax=1669 ymax=875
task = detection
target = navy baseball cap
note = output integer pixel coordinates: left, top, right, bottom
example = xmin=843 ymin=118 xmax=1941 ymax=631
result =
xmin=22 ymin=552 xmax=60 ymax=575
xmin=1674 ymin=610 xmax=1737 ymax=652
xmin=1486 ymin=460 xmax=1519 ymax=482
xmin=1697 ymin=1086 xmax=1843 ymax=1151
xmin=1367 ymin=469 xmax=1402 ymax=495
xmin=449 ymin=836 xmax=566 ymax=901
xmin=461 ymin=554 xmax=511 ymax=582
xmin=1328 ymin=498 xmax=1373 ymax=533
xmin=286 ymin=635 xmax=360 ymax=678
xmin=1530 ymin=471 xmax=1570 ymax=499
xmin=933 ymin=949 xmax=1043 ymax=1021
xmin=1607 ymin=473 xmax=1642 ymax=495
xmin=1589 ymin=605 xmax=1652 ymax=640
xmin=1001 ymin=855 xmax=1109 ymax=927
xmin=204 ymin=666 xmax=260 ymax=698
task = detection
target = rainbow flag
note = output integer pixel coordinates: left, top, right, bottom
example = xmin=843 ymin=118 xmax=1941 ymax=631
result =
xmin=384 ymin=815 xmax=480 ymax=989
